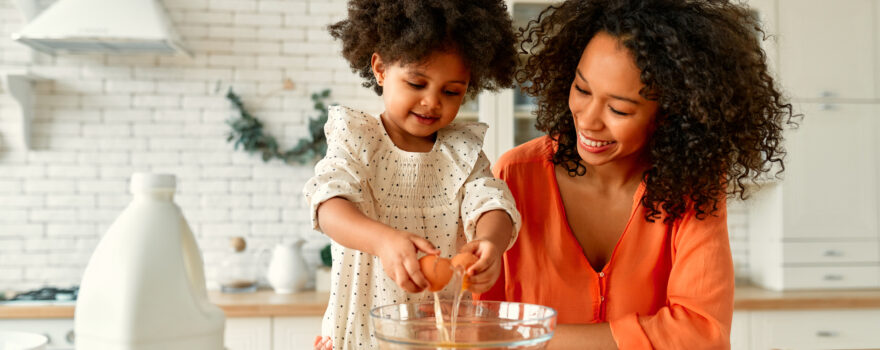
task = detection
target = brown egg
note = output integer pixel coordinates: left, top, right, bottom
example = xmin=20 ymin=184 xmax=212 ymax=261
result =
xmin=451 ymin=252 xmax=479 ymax=291
xmin=451 ymin=252 xmax=478 ymax=271
xmin=419 ymin=255 xmax=453 ymax=292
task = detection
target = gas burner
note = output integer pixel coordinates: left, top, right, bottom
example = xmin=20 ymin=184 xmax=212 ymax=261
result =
xmin=6 ymin=286 xmax=78 ymax=302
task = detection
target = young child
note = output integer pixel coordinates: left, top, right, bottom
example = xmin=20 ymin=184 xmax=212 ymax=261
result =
xmin=304 ymin=1 xmax=520 ymax=348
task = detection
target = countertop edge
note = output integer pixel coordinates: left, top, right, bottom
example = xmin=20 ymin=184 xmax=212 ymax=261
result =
xmin=4 ymin=287 xmax=880 ymax=319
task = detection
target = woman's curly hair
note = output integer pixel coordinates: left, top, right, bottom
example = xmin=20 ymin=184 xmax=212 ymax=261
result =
xmin=520 ymin=0 xmax=798 ymax=223
xmin=329 ymin=0 xmax=518 ymax=97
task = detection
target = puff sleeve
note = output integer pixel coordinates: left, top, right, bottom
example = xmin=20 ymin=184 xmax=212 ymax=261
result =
xmin=303 ymin=106 xmax=369 ymax=232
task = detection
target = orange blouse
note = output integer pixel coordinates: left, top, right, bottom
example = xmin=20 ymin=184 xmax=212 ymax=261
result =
xmin=477 ymin=137 xmax=734 ymax=349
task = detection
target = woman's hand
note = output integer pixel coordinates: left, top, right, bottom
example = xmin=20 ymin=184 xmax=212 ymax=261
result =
xmin=457 ymin=239 xmax=503 ymax=293
xmin=375 ymin=229 xmax=440 ymax=293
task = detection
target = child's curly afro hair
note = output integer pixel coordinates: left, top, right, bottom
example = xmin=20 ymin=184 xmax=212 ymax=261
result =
xmin=329 ymin=0 xmax=518 ymax=97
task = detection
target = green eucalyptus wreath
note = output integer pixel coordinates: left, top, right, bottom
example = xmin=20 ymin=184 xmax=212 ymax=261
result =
xmin=226 ymin=88 xmax=333 ymax=164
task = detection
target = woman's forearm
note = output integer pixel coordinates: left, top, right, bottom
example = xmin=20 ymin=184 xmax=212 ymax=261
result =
xmin=548 ymin=323 xmax=618 ymax=350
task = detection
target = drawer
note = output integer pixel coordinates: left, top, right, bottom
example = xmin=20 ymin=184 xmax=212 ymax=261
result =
xmin=782 ymin=265 xmax=880 ymax=289
xmin=783 ymin=241 xmax=880 ymax=264
xmin=750 ymin=309 xmax=880 ymax=349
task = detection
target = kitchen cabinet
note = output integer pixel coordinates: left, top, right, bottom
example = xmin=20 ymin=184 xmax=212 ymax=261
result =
xmin=273 ymin=316 xmax=323 ymax=349
xmin=730 ymin=311 xmax=750 ymax=350
xmin=748 ymin=103 xmax=880 ymax=290
xmin=224 ymin=317 xmax=272 ymax=350
xmin=0 ymin=319 xmax=74 ymax=350
xmin=777 ymin=0 xmax=876 ymax=100
xmin=748 ymin=309 xmax=880 ymax=349
xmin=225 ymin=316 xmax=322 ymax=350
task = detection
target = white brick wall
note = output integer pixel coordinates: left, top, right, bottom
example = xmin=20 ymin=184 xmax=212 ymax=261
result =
xmin=0 ymin=0 xmax=752 ymax=293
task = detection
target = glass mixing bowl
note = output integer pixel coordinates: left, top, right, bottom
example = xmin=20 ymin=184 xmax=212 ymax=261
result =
xmin=371 ymin=300 xmax=557 ymax=350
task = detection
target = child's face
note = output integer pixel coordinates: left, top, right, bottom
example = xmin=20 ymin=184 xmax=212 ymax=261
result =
xmin=568 ymin=31 xmax=659 ymax=169
xmin=371 ymin=50 xmax=470 ymax=150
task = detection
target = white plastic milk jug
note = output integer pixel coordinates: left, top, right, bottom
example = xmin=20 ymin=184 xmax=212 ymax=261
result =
xmin=74 ymin=173 xmax=225 ymax=350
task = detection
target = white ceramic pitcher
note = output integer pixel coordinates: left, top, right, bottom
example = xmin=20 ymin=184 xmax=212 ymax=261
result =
xmin=266 ymin=240 xmax=309 ymax=294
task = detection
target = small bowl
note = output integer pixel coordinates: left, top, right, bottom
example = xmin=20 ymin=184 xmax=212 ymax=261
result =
xmin=371 ymin=300 xmax=557 ymax=349
xmin=0 ymin=330 xmax=49 ymax=350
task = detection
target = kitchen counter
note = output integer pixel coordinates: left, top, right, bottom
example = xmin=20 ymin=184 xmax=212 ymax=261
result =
xmin=2 ymin=286 xmax=879 ymax=319
xmin=0 ymin=290 xmax=330 ymax=319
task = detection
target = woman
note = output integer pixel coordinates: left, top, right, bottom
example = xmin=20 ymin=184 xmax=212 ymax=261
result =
xmin=477 ymin=0 xmax=795 ymax=348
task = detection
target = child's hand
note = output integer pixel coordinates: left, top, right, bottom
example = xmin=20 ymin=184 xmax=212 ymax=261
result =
xmin=457 ymin=239 xmax=503 ymax=293
xmin=375 ymin=229 xmax=440 ymax=293
xmin=313 ymin=335 xmax=331 ymax=350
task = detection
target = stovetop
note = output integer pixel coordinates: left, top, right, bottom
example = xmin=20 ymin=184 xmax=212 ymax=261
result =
xmin=0 ymin=286 xmax=78 ymax=305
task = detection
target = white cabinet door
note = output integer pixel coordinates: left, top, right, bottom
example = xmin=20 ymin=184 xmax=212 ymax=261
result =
xmin=273 ymin=316 xmax=323 ymax=350
xmin=777 ymin=0 xmax=875 ymax=99
xmin=224 ymin=318 xmax=272 ymax=350
xmin=782 ymin=103 xmax=878 ymax=239
xmin=750 ymin=309 xmax=880 ymax=349
xmin=730 ymin=311 xmax=750 ymax=350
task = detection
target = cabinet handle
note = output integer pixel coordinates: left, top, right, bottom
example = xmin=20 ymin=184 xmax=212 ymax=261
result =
xmin=42 ymin=333 xmax=52 ymax=344
xmin=823 ymin=274 xmax=844 ymax=281
xmin=823 ymin=250 xmax=843 ymax=257
xmin=66 ymin=329 xmax=75 ymax=344
xmin=816 ymin=330 xmax=838 ymax=337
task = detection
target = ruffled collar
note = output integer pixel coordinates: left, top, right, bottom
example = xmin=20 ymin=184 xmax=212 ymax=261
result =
xmin=329 ymin=105 xmax=489 ymax=190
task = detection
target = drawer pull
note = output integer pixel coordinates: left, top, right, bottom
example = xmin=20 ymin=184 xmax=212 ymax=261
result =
xmin=823 ymin=274 xmax=844 ymax=281
xmin=823 ymin=250 xmax=843 ymax=257
xmin=816 ymin=330 xmax=838 ymax=337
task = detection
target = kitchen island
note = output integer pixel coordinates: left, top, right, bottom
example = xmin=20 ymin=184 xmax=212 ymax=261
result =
xmin=2 ymin=286 xmax=879 ymax=349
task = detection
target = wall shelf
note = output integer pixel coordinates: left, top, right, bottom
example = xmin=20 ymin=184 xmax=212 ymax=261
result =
xmin=1 ymin=72 xmax=46 ymax=150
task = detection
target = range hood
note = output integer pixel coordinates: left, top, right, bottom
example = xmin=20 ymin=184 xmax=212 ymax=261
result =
xmin=11 ymin=0 xmax=190 ymax=56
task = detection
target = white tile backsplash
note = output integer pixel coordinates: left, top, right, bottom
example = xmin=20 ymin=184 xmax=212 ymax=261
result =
xmin=0 ymin=0 xmax=751 ymax=292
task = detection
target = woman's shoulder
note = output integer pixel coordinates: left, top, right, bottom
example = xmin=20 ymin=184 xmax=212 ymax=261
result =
xmin=496 ymin=136 xmax=554 ymax=170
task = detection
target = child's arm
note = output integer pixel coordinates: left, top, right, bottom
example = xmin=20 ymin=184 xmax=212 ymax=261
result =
xmin=458 ymin=151 xmax=521 ymax=293
xmin=317 ymin=197 xmax=439 ymax=293
xmin=458 ymin=210 xmax=514 ymax=293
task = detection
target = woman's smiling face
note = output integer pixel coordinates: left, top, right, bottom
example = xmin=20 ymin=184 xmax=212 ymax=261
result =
xmin=568 ymin=31 xmax=660 ymax=168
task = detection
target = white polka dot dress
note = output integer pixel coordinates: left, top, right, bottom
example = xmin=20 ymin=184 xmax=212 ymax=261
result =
xmin=303 ymin=105 xmax=521 ymax=349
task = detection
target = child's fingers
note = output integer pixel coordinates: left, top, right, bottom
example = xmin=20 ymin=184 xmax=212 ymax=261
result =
xmin=403 ymin=256 xmax=429 ymax=291
xmin=410 ymin=235 xmax=440 ymax=255
xmin=313 ymin=336 xmax=332 ymax=350
xmin=458 ymin=240 xmax=480 ymax=255
xmin=466 ymin=253 xmax=492 ymax=276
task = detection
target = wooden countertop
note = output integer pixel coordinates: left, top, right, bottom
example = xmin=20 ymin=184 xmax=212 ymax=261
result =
xmin=0 ymin=290 xmax=330 ymax=319
xmin=733 ymin=285 xmax=880 ymax=311
xmin=3 ymin=286 xmax=879 ymax=319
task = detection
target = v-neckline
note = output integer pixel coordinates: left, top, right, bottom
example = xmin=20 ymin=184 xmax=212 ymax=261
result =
xmin=547 ymin=160 xmax=646 ymax=275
